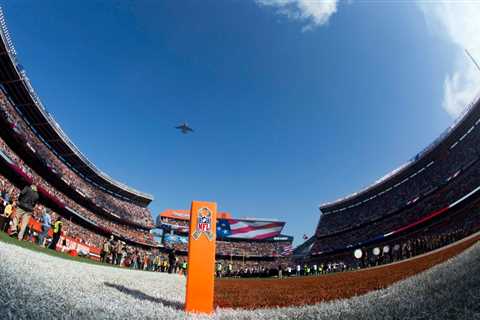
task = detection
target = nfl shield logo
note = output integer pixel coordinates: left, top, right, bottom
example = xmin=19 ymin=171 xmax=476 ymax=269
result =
xmin=192 ymin=207 xmax=214 ymax=241
xmin=198 ymin=211 xmax=211 ymax=232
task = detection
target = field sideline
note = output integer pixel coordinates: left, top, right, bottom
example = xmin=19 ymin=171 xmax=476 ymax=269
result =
xmin=0 ymin=232 xmax=480 ymax=319
xmin=215 ymin=232 xmax=480 ymax=309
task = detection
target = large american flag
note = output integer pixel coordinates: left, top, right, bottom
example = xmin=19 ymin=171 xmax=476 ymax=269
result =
xmin=217 ymin=219 xmax=285 ymax=240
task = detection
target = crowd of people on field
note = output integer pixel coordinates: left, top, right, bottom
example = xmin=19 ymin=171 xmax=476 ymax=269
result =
xmin=317 ymin=114 xmax=480 ymax=238
xmin=353 ymin=229 xmax=470 ymax=269
xmin=221 ymin=227 xmax=475 ymax=280
xmin=0 ymin=180 xmax=65 ymax=250
xmin=310 ymin=203 xmax=480 ymax=273
xmin=214 ymin=259 xmax=287 ymax=278
xmin=99 ymin=238 xmax=189 ymax=274
xmin=0 ymin=176 xmax=160 ymax=262
xmin=0 ymin=92 xmax=153 ymax=228
xmin=2 ymin=170 xmax=477 ymax=279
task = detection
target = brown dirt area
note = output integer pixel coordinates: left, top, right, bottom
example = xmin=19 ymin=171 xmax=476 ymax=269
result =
xmin=214 ymin=234 xmax=480 ymax=309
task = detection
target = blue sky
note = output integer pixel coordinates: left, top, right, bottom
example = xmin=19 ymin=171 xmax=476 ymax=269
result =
xmin=1 ymin=1 xmax=476 ymax=245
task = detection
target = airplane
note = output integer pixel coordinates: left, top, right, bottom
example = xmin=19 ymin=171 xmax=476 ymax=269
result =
xmin=175 ymin=122 xmax=194 ymax=134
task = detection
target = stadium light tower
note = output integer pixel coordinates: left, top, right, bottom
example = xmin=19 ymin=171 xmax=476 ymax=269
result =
xmin=465 ymin=49 xmax=480 ymax=73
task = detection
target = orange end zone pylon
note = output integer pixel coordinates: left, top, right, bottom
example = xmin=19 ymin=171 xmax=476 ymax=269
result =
xmin=185 ymin=201 xmax=217 ymax=314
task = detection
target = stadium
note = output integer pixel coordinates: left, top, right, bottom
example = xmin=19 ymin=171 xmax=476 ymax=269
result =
xmin=1 ymin=3 xmax=480 ymax=320
xmin=297 ymin=95 xmax=480 ymax=269
xmin=156 ymin=209 xmax=293 ymax=276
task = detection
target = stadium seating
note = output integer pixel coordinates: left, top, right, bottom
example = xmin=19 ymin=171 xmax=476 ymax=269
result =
xmin=0 ymin=171 xmax=156 ymax=247
xmin=0 ymin=93 xmax=156 ymax=247
xmin=310 ymin=97 xmax=480 ymax=259
xmin=0 ymin=92 xmax=154 ymax=229
xmin=165 ymin=238 xmax=292 ymax=258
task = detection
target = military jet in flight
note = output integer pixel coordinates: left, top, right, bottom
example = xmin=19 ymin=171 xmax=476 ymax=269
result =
xmin=175 ymin=122 xmax=194 ymax=134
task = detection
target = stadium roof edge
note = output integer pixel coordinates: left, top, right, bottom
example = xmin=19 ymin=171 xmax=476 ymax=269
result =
xmin=0 ymin=7 xmax=153 ymax=206
xmin=318 ymin=90 xmax=480 ymax=214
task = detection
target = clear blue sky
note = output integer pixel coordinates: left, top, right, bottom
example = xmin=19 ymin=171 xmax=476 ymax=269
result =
xmin=1 ymin=1 xmax=461 ymax=245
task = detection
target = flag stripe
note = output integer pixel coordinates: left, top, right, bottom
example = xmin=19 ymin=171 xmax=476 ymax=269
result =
xmin=228 ymin=227 xmax=284 ymax=239
xmin=230 ymin=222 xmax=285 ymax=234
xmin=217 ymin=219 xmax=285 ymax=240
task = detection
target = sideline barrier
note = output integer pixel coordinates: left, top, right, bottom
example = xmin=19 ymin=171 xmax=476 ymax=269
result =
xmin=185 ymin=201 xmax=217 ymax=314
xmin=26 ymin=217 xmax=101 ymax=260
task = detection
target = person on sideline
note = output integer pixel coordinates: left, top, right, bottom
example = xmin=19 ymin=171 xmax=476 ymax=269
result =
xmin=11 ymin=184 xmax=39 ymax=240
xmin=168 ymin=249 xmax=176 ymax=274
xmin=181 ymin=260 xmax=188 ymax=276
xmin=37 ymin=208 xmax=51 ymax=246
xmin=101 ymin=239 xmax=111 ymax=263
xmin=48 ymin=216 xmax=63 ymax=250
xmin=1 ymin=200 xmax=14 ymax=232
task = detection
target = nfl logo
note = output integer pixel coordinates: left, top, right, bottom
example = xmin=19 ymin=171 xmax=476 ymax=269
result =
xmin=193 ymin=207 xmax=214 ymax=241
xmin=198 ymin=211 xmax=211 ymax=232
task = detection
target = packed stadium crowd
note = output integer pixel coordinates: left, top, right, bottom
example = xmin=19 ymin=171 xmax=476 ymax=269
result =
xmin=312 ymin=191 xmax=480 ymax=268
xmin=317 ymin=115 xmax=480 ymax=238
xmin=163 ymin=234 xmax=292 ymax=258
xmin=159 ymin=217 xmax=190 ymax=228
xmin=0 ymin=133 xmax=156 ymax=246
xmin=215 ymin=240 xmax=292 ymax=257
xmin=313 ymin=116 xmax=480 ymax=253
xmin=0 ymin=177 xmax=166 ymax=268
xmin=0 ymin=92 xmax=153 ymax=228
xmin=2 ymin=169 xmax=477 ymax=279
xmin=0 ymin=163 xmax=155 ymax=247
xmin=1 ymin=86 xmax=479 ymax=280
xmin=313 ymin=155 xmax=480 ymax=254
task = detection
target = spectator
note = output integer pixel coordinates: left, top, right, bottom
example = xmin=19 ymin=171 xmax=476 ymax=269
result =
xmin=168 ymin=249 xmax=176 ymax=274
xmin=115 ymin=240 xmax=124 ymax=265
xmin=1 ymin=199 xmax=14 ymax=232
xmin=181 ymin=260 xmax=188 ymax=276
xmin=108 ymin=235 xmax=116 ymax=264
xmin=37 ymin=208 xmax=52 ymax=247
xmin=48 ymin=216 xmax=63 ymax=250
xmin=12 ymin=184 xmax=39 ymax=240
xmin=216 ymin=262 xmax=223 ymax=278
xmin=101 ymin=239 xmax=111 ymax=263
